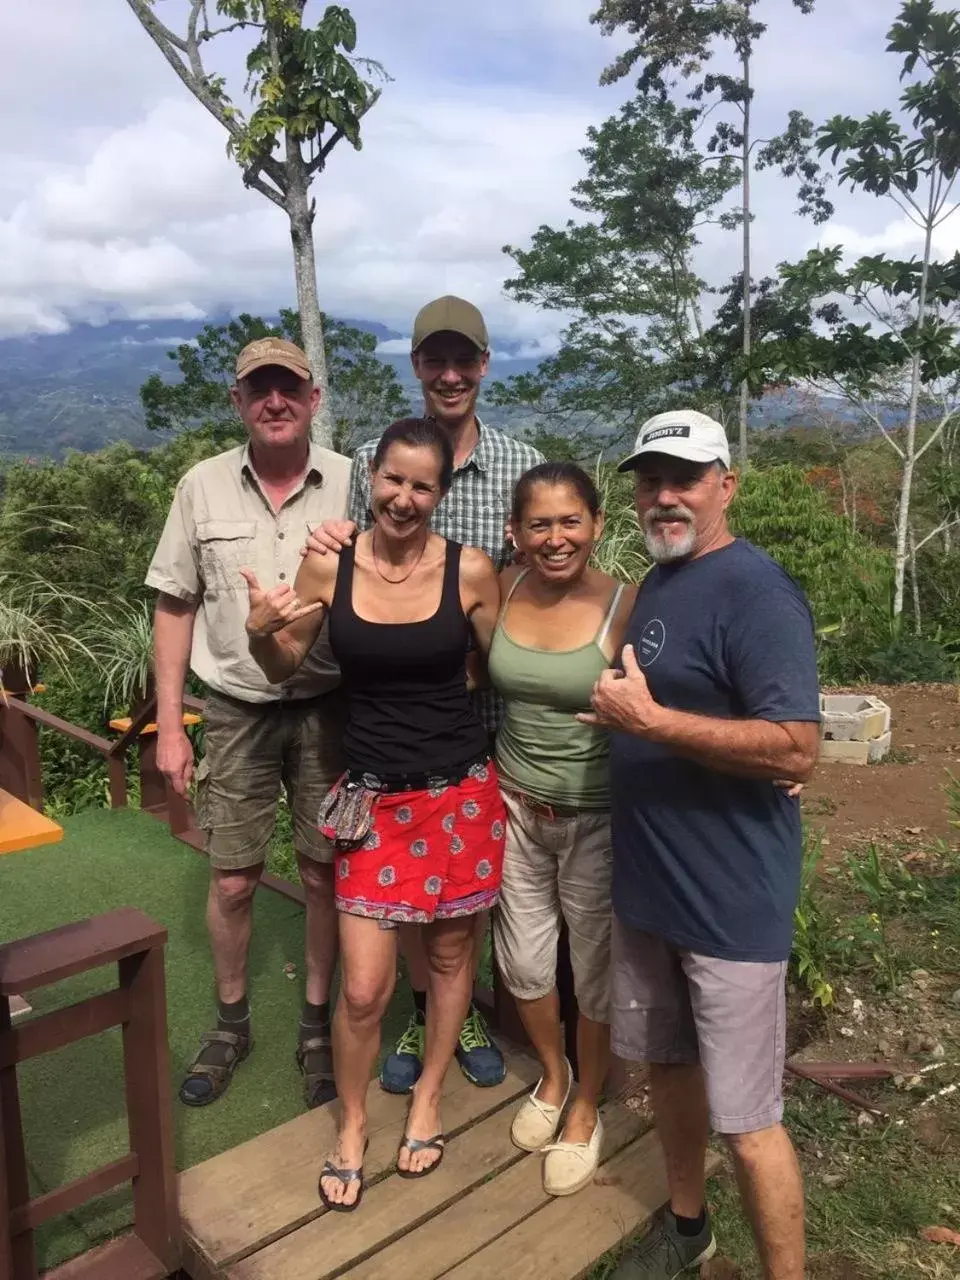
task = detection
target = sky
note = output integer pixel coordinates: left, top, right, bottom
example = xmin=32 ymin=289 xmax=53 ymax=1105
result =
xmin=2 ymin=0 xmax=956 ymax=354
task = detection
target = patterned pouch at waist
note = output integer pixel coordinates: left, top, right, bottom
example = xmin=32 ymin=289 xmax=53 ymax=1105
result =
xmin=318 ymin=775 xmax=379 ymax=851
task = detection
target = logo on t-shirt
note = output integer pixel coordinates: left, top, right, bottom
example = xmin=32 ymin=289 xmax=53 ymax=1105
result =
xmin=637 ymin=618 xmax=665 ymax=667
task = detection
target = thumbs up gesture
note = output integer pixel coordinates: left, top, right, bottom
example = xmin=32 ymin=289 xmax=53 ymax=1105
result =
xmin=241 ymin=567 xmax=325 ymax=640
xmin=576 ymin=644 xmax=664 ymax=736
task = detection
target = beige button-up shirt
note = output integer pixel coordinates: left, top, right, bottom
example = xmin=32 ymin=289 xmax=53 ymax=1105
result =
xmin=146 ymin=441 xmax=351 ymax=704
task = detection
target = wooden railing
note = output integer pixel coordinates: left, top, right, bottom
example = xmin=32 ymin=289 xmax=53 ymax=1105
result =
xmin=0 ymin=694 xmax=127 ymax=814
xmin=0 ymin=908 xmax=180 ymax=1279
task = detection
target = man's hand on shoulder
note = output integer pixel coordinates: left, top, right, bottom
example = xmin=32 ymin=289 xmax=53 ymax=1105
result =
xmin=300 ymin=519 xmax=357 ymax=559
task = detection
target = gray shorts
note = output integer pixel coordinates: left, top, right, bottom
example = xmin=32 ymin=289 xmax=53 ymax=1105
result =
xmin=610 ymin=915 xmax=787 ymax=1135
xmin=195 ymin=689 xmax=344 ymax=871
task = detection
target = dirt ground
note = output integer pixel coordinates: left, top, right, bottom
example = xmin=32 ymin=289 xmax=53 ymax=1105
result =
xmin=803 ymin=683 xmax=960 ymax=856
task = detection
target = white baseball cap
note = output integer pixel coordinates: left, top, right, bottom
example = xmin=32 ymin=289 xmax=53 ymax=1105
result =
xmin=617 ymin=409 xmax=731 ymax=472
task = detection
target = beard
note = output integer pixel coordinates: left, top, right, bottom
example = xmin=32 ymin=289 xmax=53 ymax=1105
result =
xmin=642 ymin=504 xmax=697 ymax=563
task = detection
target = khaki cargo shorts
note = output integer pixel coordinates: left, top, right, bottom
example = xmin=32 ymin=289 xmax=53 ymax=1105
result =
xmin=195 ymin=689 xmax=345 ymax=872
xmin=610 ymin=914 xmax=788 ymax=1135
xmin=493 ymin=788 xmax=612 ymax=1023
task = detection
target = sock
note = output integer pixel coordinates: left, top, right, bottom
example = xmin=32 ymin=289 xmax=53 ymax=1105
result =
xmin=673 ymin=1207 xmax=707 ymax=1238
xmin=301 ymin=1001 xmax=330 ymax=1026
xmin=299 ymin=1001 xmax=330 ymax=1038
xmin=217 ymin=995 xmax=249 ymax=1030
xmin=412 ymin=988 xmax=427 ymax=1022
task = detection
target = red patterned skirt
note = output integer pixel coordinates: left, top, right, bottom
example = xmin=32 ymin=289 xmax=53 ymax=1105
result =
xmin=332 ymin=760 xmax=505 ymax=924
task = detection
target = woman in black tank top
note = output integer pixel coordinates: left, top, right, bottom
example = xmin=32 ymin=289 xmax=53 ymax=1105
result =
xmin=245 ymin=418 xmax=504 ymax=1211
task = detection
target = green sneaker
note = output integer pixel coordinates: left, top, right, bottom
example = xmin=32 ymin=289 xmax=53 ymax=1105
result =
xmin=611 ymin=1209 xmax=716 ymax=1278
xmin=379 ymin=1011 xmax=425 ymax=1094
xmin=455 ymin=1005 xmax=506 ymax=1086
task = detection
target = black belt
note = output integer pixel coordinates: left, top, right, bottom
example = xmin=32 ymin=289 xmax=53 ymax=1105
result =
xmin=346 ymin=750 xmax=492 ymax=795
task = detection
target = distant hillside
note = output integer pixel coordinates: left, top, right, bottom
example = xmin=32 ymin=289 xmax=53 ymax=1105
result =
xmin=0 ymin=317 xmax=546 ymax=460
xmin=0 ymin=317 xmax=890 ymax=461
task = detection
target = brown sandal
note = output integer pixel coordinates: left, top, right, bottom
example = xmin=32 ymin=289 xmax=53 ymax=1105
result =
xmin=297 ymin=1033 xmax=337 ymax=1109
xmin=179 ymin=1027 xmax=253 ymax=1107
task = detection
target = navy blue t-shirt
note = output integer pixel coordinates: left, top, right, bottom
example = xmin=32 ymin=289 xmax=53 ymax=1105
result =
xmin=610 ymin=539 xmax=821 ymax=963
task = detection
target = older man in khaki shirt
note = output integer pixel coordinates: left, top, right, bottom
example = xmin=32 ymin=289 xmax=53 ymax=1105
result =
xmin=146 ymin=337 xmax=350 ymax=1109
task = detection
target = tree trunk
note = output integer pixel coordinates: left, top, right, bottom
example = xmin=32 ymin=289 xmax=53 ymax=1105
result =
xmin=738 ymin=47 xmax=752 ymax=470
xmin=893 ymin=175 xmax=936 ymax=619
xmin=909 ymin=525 xmax=921 ymax=634
xmin=285 ymin=140 xmax=333 ymax=449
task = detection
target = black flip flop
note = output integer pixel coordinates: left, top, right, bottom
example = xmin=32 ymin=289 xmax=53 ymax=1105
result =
xmin=397 ymin=1133 xmax=445 ymax=1179
xmin=318 ymin=1142 xmax=368 ymax=1214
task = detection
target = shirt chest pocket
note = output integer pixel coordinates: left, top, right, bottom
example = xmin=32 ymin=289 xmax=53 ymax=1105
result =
xmin=196 ymin=519 xmax=257 ymax=592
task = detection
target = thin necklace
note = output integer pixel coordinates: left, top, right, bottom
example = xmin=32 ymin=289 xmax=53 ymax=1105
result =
xmin=371 ymin=527 xmax=428 ymax=584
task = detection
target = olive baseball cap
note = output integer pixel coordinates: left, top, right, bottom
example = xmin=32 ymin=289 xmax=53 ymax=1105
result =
xmin=618 ymin=409 xmax=731 ymax=472
xmin=411 ymin=296 xmax=489 ymax=353
xmin=235 ymin=337 xmax=312 ymax=381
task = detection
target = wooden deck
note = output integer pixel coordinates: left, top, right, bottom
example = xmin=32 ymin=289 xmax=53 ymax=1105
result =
xmin=179 ymin=1048 xmax=686 ymax=1280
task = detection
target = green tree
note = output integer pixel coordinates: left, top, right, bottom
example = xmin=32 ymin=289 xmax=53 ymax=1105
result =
xmin=125 ymin=1 xmax=385 ymax=447
xmin=492 ymin=95 xmax=742 ymax=448
xmin=731 ymin=465 xmax=894 ymax=681
xmin=492 ymin=94 xmax=831 ymax=454
xmin=141 ymin=310 xmax=410 ymax=452
xmin=591 ymin=0 xmax=830 ymax=464
xmin=753 ymin=0 xmax=960 ymax=619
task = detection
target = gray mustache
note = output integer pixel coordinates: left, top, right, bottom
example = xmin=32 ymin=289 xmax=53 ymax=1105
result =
xmin=645 ymin=505 xmax=693 ymax=525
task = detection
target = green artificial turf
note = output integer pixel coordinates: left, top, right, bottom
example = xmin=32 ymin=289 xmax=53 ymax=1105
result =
xmin=0 ymin=807 xmax=409 ymax=1271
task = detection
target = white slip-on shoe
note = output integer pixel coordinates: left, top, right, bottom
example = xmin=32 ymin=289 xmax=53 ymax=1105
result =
xmin=510 ymin=1059 xmax=573 ymax=1152
xmin=542 ymin=1112 xmax=604 ymax=1197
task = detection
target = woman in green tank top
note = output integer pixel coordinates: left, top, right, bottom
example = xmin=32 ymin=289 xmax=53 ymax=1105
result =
xmin=488 ymin=462 xmax=637 ymax=1197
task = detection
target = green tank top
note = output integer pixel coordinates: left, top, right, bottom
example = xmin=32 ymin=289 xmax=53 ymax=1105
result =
xmin=488 ymin=572 xmax=625 ymax=810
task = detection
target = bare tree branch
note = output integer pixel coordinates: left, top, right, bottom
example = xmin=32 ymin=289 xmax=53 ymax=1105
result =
xmin=310 ymin=88 xmax=383 ymax=174
xmin=915 ymin=515 xmax=960 ymax=554
xmin=124 ymin=0 xmax=245 ymax=143
xmin=915 ymin=406 xmax=960 ymax=460
xmin=242 ymin=168 xmax=287 ymax=210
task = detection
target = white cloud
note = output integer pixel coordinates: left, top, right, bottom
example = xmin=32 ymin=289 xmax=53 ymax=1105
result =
xmin=816 ymin=208 xmax=960 ymax=262
xmin=0 ymin=0 xmax=928 ymax=346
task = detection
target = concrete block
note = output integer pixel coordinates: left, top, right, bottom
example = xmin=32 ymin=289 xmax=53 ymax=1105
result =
xmin=867 ymin=730 xmax=892 ymax=764
xmin=819 ymin=738 xmax=870 ymax=765
xmin=820 ymin=695 xmax=892 ymax=744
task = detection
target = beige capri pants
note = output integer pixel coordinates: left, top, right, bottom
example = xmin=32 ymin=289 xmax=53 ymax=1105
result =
xmin=493 ymin=788 xmax=613 ymax=1023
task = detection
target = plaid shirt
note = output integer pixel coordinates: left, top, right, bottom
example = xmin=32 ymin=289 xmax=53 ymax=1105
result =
xmin=348 ymin=419 xmax=544 ymax=732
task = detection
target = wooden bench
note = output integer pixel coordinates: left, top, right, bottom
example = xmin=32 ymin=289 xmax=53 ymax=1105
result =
xmin=0 ymin=789 xmax=63 ymax=856
xmin=0 ymin=908 xmax=180 ymax=1279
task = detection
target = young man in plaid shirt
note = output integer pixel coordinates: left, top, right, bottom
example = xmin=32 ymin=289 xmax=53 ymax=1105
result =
xmin=309 ymin=295 xmax=543 ymax=1090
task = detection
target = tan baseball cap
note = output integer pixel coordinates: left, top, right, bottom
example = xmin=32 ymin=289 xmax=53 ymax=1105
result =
xmin=411 ymin=296 xmax=489 ymax=353
xmin=235 ymin=336 xmax=312 ymax=381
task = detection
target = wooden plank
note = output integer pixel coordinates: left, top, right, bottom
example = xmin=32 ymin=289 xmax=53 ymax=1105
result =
xmin=0 ymin=788 xmax=63 ymax=855
xmin=11 ymin=1154 xmax=138 ymax=1235
xmin=180 ymin=1051 xmax=540 ymax=1271
xmin=0 ymin=989 xmax=129 ymax=1068
xmin=444 ymin=1139 xmax=721 ymax=1280
xmin=0 ymin=909 xmax=166 ymax=995
xmin=232 ymin=1100 xmax=530 ymax=1280
xmin=339 ymin=1101 xmax=646 ymax=1280
xmin=41 ymin=1231 xmax=171 ymax=1280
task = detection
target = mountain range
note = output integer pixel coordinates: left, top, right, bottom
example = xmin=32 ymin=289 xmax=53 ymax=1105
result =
xmin=0 ymin=317 xmax=543 ymax=460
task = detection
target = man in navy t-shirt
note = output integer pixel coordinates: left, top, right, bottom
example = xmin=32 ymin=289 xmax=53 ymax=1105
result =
xmin=580 ymin=410 xmax=820 ymax=1280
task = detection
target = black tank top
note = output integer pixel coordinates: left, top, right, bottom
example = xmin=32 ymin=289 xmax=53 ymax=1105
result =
xmin=328 ymin=538 xmax=489 ymax=774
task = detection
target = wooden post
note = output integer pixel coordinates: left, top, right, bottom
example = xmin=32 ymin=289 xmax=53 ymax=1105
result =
xmin=119 ymin=949 xmax=179 ymax=1272
xmin=0 ymin=706 xmax=44 ymax=812
xmin=0 ymin=996 xmax=36 ymax=1279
